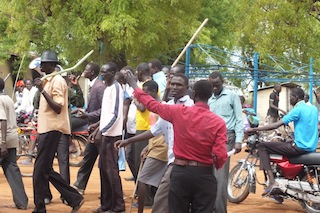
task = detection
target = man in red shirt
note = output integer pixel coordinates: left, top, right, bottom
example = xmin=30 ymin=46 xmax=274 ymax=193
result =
xmin=125 ymin=71 xmax=228 ymax=213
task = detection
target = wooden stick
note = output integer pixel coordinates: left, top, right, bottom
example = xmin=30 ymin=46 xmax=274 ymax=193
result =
xmin=171 ymin=18 xmax=209 ymax=67
xmin=12 ymin=54 xmax=26 ymax=98
xmin=129 ymin=162 xmax=143 ymax=213
xmin=41 ymin=50 xmax=94 ymax=80
xmin=4 ymin=73 xmax=11 ymax=82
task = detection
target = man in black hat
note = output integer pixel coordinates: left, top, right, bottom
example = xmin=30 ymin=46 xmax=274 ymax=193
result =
xmin=33 ymin=50 xmax=84 ymax=213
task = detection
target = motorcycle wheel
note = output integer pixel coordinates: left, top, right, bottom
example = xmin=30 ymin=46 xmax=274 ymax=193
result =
xmin=227 ymin=163 xmax=250 ymax=203
xmin=301 ymin=173 xmax=320 ymax=213
xmin=69 ymin=135 xmax=88 ymax=167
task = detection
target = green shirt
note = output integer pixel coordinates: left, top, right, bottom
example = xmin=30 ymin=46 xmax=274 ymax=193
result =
xmin=208 ymin=87 xmax=244 ymax=143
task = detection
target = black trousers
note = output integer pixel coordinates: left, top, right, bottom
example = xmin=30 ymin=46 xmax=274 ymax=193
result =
xmin=74 ymin=141 xmax=99 ymax=190
xmin=169 ymin=165 xmax=217 ymax=213
xmin=46 ymin=134 xmax=70 ymax=199
xmin=99 ymin=136 xmax=125 ymax=212
xmin=33 ymin=131 xmax=83 ymax=213
xmin=258 ymin=141 xmax=308 ymax=171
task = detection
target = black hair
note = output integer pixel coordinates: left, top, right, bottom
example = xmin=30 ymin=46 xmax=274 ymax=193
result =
xmin=88 ymin=62 xmax=100 ymax=75
xmin=104 ymin=62 xmax=118 ymax=72
xmin=143 ymin=80 xmax=159 ymax=93
xmin=193 ymin=80 xmax=213 ymax=100
xmin=149 ymin=59 xmax=162 ymax=71
xmin=209 ymin=71 xmax=223 ymax=81
xmin=0 ymin=78 xmax=4 ymax=91
xmin=172 ymin=73 xmax=188 ymax=86
xmin=291 ymin=87 xmax=304 ymax=100
xmin=137 ymin=62 xmax=150 ymax=76
xmin=171 ymin=64 xmax=185 ymax=74
xmin=120 ymin=66 xmax=134 ymax=72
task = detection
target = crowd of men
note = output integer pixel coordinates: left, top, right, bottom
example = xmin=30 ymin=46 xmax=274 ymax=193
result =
xmin=0 ymin=49 xmax=319 ymax=213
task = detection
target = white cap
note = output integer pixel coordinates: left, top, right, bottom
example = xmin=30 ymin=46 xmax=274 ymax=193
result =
xmin=29 ymin=57 xmax=41 ymax=69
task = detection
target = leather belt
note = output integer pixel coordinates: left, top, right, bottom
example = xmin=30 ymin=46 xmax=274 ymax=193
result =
xmin=174 ymin=159 xmax=212 ymax=167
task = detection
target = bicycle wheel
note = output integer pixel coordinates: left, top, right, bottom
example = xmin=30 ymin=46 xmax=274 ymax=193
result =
xmin=227 ymin=163 xmax=250 ymax=203
xmin=69 ymin=135 xmax=88 ymax=167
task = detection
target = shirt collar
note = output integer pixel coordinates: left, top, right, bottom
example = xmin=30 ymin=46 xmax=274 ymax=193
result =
xmin=294 ymin=100 xmax=305 ymax=108
xmin=195 ymin=102 xmax=209 ymax=109
xmin=211 ymin=86 xmax=228 ymax=99
xmin=89 ymin=76 xmax=98 ymax=87
xmin=176 ymin=95 xmax=190 ymax=103
xmin=45 ymin=71 xmax=58 ymax=82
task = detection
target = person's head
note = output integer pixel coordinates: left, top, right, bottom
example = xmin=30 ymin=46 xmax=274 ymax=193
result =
xmin=274 ymin=84 xmax=282 ymax=93
xmin=304 ymin=93 xmax=310 ymax=103
xmin=290 ymin=87 xmax=304 ymax=106
xmin=120 ymin=66 xmax=134 ymax=84
xmin=82 ymin=62 xmax=100 ymax=80
xmin=170 ymin=64 xmax=185 ymax=77
xmin=40 ymin=50 xmax=60 ymax=74
xmin=162 ymin=66 xmax=170 ymax=79
xmin=0 ymin=78 xmax=4 ymax=92
xmin=137 ymin=62 xmax=150 ymax=82
xmin=170 ymin=73 xmax=189 ymax=100
xmin=208 ymin=71 xmax=224 ymax=96
xmin=24 ymin=79 xmax=33 ymax=91
xmin=101 ymin=62 xmax=118 ymax=83
xmin=16 ymin=80 xmax=25 ymax=92
xmin=115 ymin=72 xmax=125 ymax=85
xmin=148 ymin=59 xmax=162 ymax=76
xmin=142 ymin=80 xmax=159 ymax=99
xmin=192 ymin=80 xmax=213 ymax=102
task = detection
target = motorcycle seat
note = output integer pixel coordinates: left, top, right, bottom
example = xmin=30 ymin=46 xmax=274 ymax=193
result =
xmin=289 ymin=152 xmax=320 ymax=165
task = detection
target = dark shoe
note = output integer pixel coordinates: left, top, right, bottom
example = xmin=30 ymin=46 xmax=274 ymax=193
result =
xmin=44 ymin=198 xmax=51 ymax=205
xmin=71 ymin=199 xmax=84 ymax=213
xmin=124 ymin=176 xmax=134 ymax=181
xmin=73 ymin=185 xmax=85 ymax=195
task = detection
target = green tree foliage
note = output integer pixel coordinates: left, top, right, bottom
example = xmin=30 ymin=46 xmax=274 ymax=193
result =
xmin=0 ymin=0 xmax=221 ymax=69
xmin=233 ymin=0 xmax=320 ymax=70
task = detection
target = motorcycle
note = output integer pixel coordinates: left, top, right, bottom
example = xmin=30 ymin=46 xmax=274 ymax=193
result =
xmin=227 ymin=132 xmax=320 ymax=213
xmin=16 ymin=110 xmax=88 ymax=169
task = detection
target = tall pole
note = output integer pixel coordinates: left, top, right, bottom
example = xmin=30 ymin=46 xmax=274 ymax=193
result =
xmin=171 ymin=18 xmax=209 ymax=67
xmin=309 ymin=57 xmax=313 ymax=104
xmin=253 ymin=52 xmax=258 ymax=113
xmin=185 ymin=46 xmax=191 ymax=79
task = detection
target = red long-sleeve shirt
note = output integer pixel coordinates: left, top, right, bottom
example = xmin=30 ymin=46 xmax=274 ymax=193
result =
xmin=133 ymin=88 xmax=228 ymax=169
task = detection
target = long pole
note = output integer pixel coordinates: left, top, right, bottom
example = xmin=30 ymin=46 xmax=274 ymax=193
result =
xmin=12 ymin=54 xmax=26 ymax=99
xmin=171 ymin=18 xmax=209 ymax=67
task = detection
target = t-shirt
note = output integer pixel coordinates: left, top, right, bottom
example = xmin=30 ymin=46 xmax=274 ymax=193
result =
xmin=282 ymin=101 xmax=318 ymax=152
xmin=268 ymin=91 xmax=280 ymax=117
xmin=147 ymin=112 xmax=168 ymax=162
xmin=0 ymin=94 xmax=19 ymax=149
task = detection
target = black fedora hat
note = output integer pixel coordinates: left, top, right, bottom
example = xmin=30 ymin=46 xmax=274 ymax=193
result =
xmin=40 ymin=50 xmax=61 ymax=64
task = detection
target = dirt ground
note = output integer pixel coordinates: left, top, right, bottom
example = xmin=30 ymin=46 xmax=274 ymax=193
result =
xmin=0 ymin=151 xmax=305 ymax=213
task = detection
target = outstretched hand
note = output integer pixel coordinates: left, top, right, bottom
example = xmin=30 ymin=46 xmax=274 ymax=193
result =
xmin=68 ymin=74 xmax=80 ymax=86
xmin=124 ymin=70 xmax=138 ymax=89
